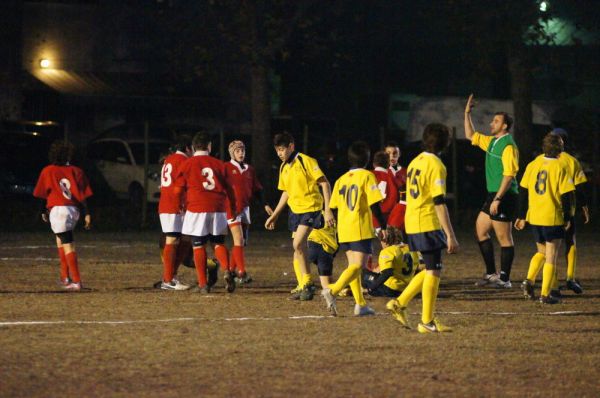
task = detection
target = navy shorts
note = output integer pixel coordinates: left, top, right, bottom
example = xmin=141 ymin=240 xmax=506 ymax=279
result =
xmin=288 ymin=210 xmax=324 ymax=232
xmin=531 ymin=225 xmax=565 ymax=243
xmin=307 ymin=241 xmax=334 ymax=276
xmin=407 ymin=230 xmax=447 ymax=252
xmin=362 ymin=270 xmax=400 ymax=298
xmin=481 ymin=192 xmax=517 ymax=222
xmin=339 ymin=239 xmax=373 ymax=254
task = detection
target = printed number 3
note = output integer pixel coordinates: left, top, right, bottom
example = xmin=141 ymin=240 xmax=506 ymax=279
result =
xmin=202 ymin=167 xmax=216 ymax=190
xmin=339 ymin=184 xmax=358 ymax=211
xmin=59 ymin=178 xmax=72 ymax=200
xmin=161 ymin=163 xmax=173 ymax=187
xmin=407 ymin=168 xmax=421 ymax=199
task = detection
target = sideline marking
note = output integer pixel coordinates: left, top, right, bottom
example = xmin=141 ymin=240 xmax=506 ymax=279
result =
xmin=0 ymin=311 xmax=595 ymax=327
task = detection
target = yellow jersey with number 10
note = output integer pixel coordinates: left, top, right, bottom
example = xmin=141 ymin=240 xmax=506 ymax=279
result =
xmin=405 ymin=152 xmax=447 ymax=234
xmin=520 ymin=156 xmax=575 ymax=226
xmin=330 ymin=168 xmax=383 ymax=243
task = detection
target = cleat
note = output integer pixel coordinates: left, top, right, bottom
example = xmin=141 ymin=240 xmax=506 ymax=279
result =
xmin=521 ymin=280 xmax=536 ymax=300
xmin=321 ymin=288 xmax=337 ymax=316
xmin=299 ymin=282 xmax=316 ymax=301
xmin=59 ymin=278 xmax=71 ymax=287
xmin=288 ymin=286 xmax=302 ymax=300
xmin=234 ymin=272 xmax=253 ymax=285
xmin=475 ymin=273 xmax=500 ymax=287
xmin=417 ymin=318 xmax=452 ymax=334
xmin=224 ymin=271 xmax=236 ymax=293
xmin=550 ymin=289 xmax=562 ymax=299
xmin=386 ymin=300 xmax=410 ymax=328
xmin=539 ymin=295 xmax=560 ymax=305
xmin=354 ymin=304 xmax=376 ymax=316
xmin=566 ymin=279 xmax=583 ymax=294
xmin=188 ymin=285 xmax=210 ymax=294
xmin=161 ymin=279 xmax=190 ymax=291
xmin=64 ymin=282 xmax=81 ymax=291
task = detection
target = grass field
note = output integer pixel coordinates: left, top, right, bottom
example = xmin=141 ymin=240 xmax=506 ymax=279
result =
xmin=1 ymin=228 xmax=600 ymax=397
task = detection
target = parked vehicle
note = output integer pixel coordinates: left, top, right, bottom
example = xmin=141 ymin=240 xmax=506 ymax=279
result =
xmin=87 ymin=124 xmax=171 ymax=206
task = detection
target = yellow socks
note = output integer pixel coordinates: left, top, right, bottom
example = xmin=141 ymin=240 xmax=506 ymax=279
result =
xmin=397 ymin=270 xmax=425 ymax=307
xmin=349 ymin=273 xmax=367 ymax=306
xmin=526 ymin=252 xmax=546 ymax=283
xmin=329 ymin=264 xmax=361 ymax=296
xmin=541 ymin=263 xmax=555 ymax=297
xmin=566 ymin=245 xmax=577 ymax=280
xmin=421 ymin=273 xmax=440 ymax=324
xmin=293 ymin=259 xmax=302 ymax=287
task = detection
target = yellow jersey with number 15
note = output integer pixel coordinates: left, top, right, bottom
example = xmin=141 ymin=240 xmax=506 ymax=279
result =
xmin=330 ymin=168 xmax=383 ymax=243
xmin=520 ymin=156 xmax=575 ymax=226
xmin=405 ymin=152 xmax=447 ymax=234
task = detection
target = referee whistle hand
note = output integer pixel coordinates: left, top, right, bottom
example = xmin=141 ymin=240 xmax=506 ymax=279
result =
xmin=489 ymin=201 xmax=499 ymax=216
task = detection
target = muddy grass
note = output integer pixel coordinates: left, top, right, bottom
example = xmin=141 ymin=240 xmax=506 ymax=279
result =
xmin=1 ymin=230 xmax=599 ymax=397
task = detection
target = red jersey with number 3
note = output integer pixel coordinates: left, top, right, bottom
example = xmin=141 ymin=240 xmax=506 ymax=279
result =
xmin=175 ymin=152 xmax=236 ymax=214
xmin=33 ymin=165 xmax=93 ymax=209
xmin=372 ymin=167 xmax=398 ymax=214
xmin=158 ymin=151 xmax=188 ymax=214
xmin=224 ymin=161 xmax=263 ymax=209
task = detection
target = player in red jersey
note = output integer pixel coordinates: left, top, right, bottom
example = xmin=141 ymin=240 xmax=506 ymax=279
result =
xmin=158 ymin=134 xmax=193 ymax=291
xmin=175 ymin=132 xmax=238 ymax=294
xmin=372 ymin=151 xmax=399 ymax=229
xmin=385 ymin=141 xmax=408 ymax=232
xmin=33 ymin=140 xmax=93 ymax=291
xmin=224 ymin=140 xmax=273 ymax=284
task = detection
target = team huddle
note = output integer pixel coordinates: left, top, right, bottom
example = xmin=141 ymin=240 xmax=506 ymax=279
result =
xmin=33 ymin=95 xmax=589 ymax=333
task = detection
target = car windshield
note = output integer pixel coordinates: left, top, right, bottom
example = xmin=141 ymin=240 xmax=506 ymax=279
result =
xmin=128 ymin=142 xmax=171 ymax=165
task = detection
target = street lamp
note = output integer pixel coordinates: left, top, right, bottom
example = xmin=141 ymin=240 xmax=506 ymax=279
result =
xmin=540 ymin=1 xmax=548 ymax=12
xmin=39 ymin=58 xmax=51 ymax=68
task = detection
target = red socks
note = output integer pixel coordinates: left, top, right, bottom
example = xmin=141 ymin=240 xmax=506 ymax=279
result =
xmin=193 ymin=247 xmax=208 ymax=287
xmin=162 ymin=243 xmax=176 ymax=282
xmin=214 ymin=245 xmax=231 ymax=272
xmin=58 ymin=247 xmax=69 ymax=281
xmin=232 ymin=246 xmax=245 ymax=274
xmin=65 ymin=252 xmax=81 ymax=283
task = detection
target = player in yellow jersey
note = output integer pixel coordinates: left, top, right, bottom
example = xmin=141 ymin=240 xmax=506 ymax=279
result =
xmin=265 ymin=132 xmax=334 ymax=301
xmin=321 ymin=141 xmax=386 ymax=316
xmin=515 ymin=133 xmax=575 ymax=304
xmin=307 ymin=220 xmax=338 ymax=290
xmin=386 ymin=123 xmax=459 ymax=333
xmin=362 ymin=226 xmax=422 ymax=297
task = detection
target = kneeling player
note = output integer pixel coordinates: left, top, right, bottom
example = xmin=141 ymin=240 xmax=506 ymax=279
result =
xmin=363 ymin=226 xmax=421 ymax=298
xmin=158 ymin=134 xmax=193 ymax=290
xmin=33 ymin=140 xmax=93 ymax=291
xmin=176 ymin=132 xmax=238 ymax=293
xmin=516 ymin=133 xmax=575 ymax=304
xmin=321 ymin=141 xmax=386 ymax=316
xmin=386 ymin=123 xmax=459 ymax=333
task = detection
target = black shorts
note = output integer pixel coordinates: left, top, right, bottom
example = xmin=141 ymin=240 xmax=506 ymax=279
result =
xmin=362 ymin=270 xmax=400 ymax=298
xmin=531 ymin=225 xmax=565 ymax=243
xmin=307 ymin=241 xmax=334 ymax=276
xmin=481 ymin=192 xmax=517 ymax=222
xmin=339 ymin=239 xmax=373 ymax=254
xmin=190 ymin=234 xmax=225 ymax=247
xmin=288 ymin=210 xmax=324 ymax=232
xmin=407 ymin=230 xmax=447 ymax=252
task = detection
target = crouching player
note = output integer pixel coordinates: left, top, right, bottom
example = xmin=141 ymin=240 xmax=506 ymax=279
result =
xmin=516 ymin=133 xmax=575 ymax=304
xmin=33 ymin=140 xmax=93 ymax=291
xmin=306 ymin=218 xmax=338 ymax=291
xmin=225 ymin=140 xmax=272 ymax=285
xmin=363 ymin=226 xmax=421 ymax=298
xmin=176 ymin=132 xmax=238 ymax=294
xmin=386 ymin=123 xmax=459 ymax=333
xmin=158 ymin=134 xmax=193 ymax=290
xmin=321 ymin=141 xmax=386 ymax=316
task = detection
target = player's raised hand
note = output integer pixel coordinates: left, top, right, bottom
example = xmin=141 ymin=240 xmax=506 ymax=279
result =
xmin=465 ymin=94 xmax=475 ymax=114
xmin=84 ymin=214 xmax=92 ymax=230
xmin=514 ymin=218 xmax=526 ymax=230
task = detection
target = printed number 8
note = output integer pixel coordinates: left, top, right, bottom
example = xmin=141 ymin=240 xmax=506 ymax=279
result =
xmin=59 ymin=178 xmax=72 ymax=200
xmin=535 ymin=170 xmax=548 ymax=195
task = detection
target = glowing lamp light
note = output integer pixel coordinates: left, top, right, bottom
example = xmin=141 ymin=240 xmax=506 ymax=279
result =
xmin=39 ymin=59 xmax=51 ymax=68
xmin=540 ymin=1 xmax=548 ymax=12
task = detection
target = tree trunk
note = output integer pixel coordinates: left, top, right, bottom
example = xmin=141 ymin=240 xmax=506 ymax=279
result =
xmin=507 ymin=45 xmax=534 ymax=166
xmin=250 ymin=64 xmax=273 ymax=201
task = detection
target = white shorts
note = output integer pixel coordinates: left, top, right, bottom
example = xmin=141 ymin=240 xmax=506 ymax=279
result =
xmin=159 ymin=213 xmax=184 ymax=233
xmin=227 ymin=206 xmax=251 ymax=226
xmin=182 ymin=211 xmax=228 ymax=237
xmin=49 ymin=206 xmax=80 ymax=234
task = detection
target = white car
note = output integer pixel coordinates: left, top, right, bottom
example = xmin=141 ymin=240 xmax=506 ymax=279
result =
xmin=87 ymin=129 xmax=171 ymax=206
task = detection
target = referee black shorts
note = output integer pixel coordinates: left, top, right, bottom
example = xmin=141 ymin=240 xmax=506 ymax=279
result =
xmin=481 ymin=192 xmax=517 ymax=222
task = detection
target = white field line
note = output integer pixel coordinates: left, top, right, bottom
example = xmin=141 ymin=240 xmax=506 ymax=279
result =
xmin=0 ymin=311 xmax=595 ymax=328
